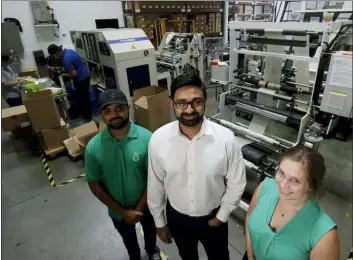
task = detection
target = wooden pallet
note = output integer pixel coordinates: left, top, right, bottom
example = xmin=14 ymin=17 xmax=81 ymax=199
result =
xmin=43 ymin=145 xmax=66 ymax=160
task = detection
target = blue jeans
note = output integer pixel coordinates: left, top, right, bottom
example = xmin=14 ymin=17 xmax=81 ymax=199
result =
xmin=6 ymin=97 xmax=23 ymax=107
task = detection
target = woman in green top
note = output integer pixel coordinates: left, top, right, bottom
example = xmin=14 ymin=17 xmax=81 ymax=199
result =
xmin=245 ymin=145 xmax=340 ymax=260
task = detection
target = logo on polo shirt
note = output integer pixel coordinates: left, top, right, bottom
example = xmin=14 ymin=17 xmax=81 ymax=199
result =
xmin=133 ymin=152 xmax=140 ymax=162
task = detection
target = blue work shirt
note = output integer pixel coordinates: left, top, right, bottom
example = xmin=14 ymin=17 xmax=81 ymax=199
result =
xmin=62 ymin=49 xmax=90 ymax=83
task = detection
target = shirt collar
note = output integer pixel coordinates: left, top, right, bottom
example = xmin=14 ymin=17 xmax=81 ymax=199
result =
xmin=103 ymin=121 xmax=138 ymax=141
xmin=171 ymin=117 xmax=215 ymax=140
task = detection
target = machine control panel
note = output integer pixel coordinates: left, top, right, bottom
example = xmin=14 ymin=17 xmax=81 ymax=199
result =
xmin=98 ymin=42 xmax=110 ymax=56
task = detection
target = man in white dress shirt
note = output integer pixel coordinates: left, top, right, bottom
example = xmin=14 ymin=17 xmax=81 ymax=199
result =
xmin=147 ymin=73 xmax=246 ymax=260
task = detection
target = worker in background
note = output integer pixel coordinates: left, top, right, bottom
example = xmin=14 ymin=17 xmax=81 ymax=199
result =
xmin=1 ymin=54 xmax=26 ymax=107
xmin=47 ymin=44 xmax=92 ymax=122
xmin=244 ymin=146 xmax=340 ymax=260
xmin=147 ymin=73 xmax=247 ymax=260
xmin=85 ymin=89 xmax=162 ymax=260
xmin=46 ymin=55 xmax=64 ymax=87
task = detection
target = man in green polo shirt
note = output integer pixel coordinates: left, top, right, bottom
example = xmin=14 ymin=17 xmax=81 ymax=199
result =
xmin=85 ymin=89 xmax=162 ymax=260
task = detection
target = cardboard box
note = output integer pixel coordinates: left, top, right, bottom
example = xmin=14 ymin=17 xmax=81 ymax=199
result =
xmin=99 ymin=121 xmax=107 ymax=132
xmin=41 ymin=119 xmax=69 ymax=150
xmin=64 ymin=137 xmax=81 ymax=157
xmin=133 ymin=86 xmax=171 ymax=132
xmin=23 ymin=90 xmax=61 ymax=131
xmin=2 ymin=105 xmax=30 ymax=132
xmin=72 ymin=121 xmax=99 ymax=144
xmin=71 ymin=121 xmax=99 ymax=159
xmin=73 ymin=136 xmax=86 ymax=159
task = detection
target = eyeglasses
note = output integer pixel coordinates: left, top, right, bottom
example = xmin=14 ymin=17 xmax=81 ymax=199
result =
xmin=173 ymin=98 xmax=204 ymax=110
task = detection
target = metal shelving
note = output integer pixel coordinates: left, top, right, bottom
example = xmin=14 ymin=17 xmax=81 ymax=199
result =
xmin=228 ymin=1 xmax=274 ymax=22
xmin=123 ymin=1 xmax=225 ymax=47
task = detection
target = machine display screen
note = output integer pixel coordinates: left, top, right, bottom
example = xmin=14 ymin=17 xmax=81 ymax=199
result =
xmin=126 ymin=64 xmax=151 ymax=97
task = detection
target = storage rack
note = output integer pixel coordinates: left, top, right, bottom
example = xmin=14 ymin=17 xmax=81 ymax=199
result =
xmin=228 ymin=1 xmax=274 ymax=22
xmin=279 ymin=1 xmax=353 ymax=23
xmin=123 ymin=1 xmax=225 ymax=47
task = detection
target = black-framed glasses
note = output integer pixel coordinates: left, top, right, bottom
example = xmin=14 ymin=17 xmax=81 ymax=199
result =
xmin=173 ymin=98 xmax=204 ymax=110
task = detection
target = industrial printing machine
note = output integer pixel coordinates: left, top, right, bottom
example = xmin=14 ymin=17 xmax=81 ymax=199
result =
xmin=210 ymin=21 xmax=352 ymax=210
xmin=156 ymin=32 xmax=205 ymax=82
xmin=68 ymin=25 xmax=351 ymax=210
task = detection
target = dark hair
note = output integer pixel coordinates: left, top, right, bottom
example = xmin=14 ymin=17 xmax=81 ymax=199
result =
xmin=1 ymin=54 xmax=9 ymax=62
xmin=170 ymin=73 xmax=207 ymax=100
xmin=280 ymin=145 xmax=325 ymax=193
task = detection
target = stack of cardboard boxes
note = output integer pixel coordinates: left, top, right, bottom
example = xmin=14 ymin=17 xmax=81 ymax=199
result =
xmin=208 ymin=13 xmax=222 ymax=34
xmin=128 ymin=1 xmax=186 ymax=12
xmin=195 ymin=13 xmax=222 ymax=35
xmin=187 ymin=1 xmax=222 ymax=11
xmin=167 ymin=14 xmax=187 ymax=33
xmin=195 ymin=14 xmax=207 ymax=33
xmin=2 ymin=86 xmax=171 ymax=159
xmin=136 ymin=15 xmax=155 ymax=40
xmin=69 ymin=121 xmax=99 ymax=159
xmin=1 ymin=105 xmax=33 ymax=153
xmin=23 ymin=90 xmax=69 ymax=153
xmin=215 ymin=13 xmax=222 ymax=33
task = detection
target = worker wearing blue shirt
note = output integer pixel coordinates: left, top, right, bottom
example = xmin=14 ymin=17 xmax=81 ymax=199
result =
xmin=48 ymin=44 xmax=92 ymax=121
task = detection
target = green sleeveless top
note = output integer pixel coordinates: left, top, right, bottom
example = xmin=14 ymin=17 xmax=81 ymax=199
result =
xmin=248 ymin=178 xmax=336 ymax=260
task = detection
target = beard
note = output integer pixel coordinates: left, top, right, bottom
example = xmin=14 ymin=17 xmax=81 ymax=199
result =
xmin=176 ymin=111 xmax=204 ymax=127
xmin=107 ymin=115 xmax=130 ymax=130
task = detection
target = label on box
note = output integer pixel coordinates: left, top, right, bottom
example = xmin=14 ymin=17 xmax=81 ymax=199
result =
xmin=135 ymin=8 xmax=140 ymax=13
xmin=187 ymin=8 xmax=191 ymax=12
xmin=181 ymin=8 xmax=185 ymax=12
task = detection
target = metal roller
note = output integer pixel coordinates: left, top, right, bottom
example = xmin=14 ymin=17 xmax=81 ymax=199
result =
xmin=229 ymin=83 xmax=293 ymax=102
xmin=207 ymin=117 xmax=285 ymax=148
xmin=244 ymin=159 xmax=261 ymax=173
xmin=156 ymin=60 xmax=174 ymax=68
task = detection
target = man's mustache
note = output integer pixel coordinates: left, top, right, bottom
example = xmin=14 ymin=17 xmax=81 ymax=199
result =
xmin=109 ymin=116 xmax=123 ymax=123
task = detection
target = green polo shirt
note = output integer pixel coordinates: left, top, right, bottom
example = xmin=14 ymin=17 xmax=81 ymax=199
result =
xmin=85 ymin=121 xmax=152 ymax=221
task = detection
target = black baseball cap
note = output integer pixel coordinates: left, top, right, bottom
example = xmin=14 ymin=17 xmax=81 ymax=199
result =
xmin=47 ymin=44 xmax=62 ymax=55
xmin=98 ymin=89 xmax=128 ymax=110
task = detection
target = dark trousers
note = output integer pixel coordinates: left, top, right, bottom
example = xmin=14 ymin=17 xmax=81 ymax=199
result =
xmin=111 ymin=206 xmax=157 ymax=260
xmin=73 ymin=76 xmax=92 ymax=120
xmin=6 ymin=97 xmax=23 ymax=107
xmin=166 ymin=203 xmax=229 ymax=260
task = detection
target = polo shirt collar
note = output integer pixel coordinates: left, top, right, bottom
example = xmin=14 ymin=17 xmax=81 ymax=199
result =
xmin=171 ymin=117 xmax=214 ymax=140
xmin=103 ymin=121 xmax=138 ymax=140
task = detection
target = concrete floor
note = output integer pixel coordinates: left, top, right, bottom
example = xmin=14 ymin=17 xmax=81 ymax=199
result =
xmin=2 ymin=89 xmax=352 ymax=259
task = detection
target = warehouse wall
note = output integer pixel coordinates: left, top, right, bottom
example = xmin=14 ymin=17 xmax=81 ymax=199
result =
xmin=1 ymin=1 xmax=124 ymax=71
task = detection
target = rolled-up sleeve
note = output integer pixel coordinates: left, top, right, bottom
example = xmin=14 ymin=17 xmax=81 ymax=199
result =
xmin=216 ymin=137 xmax=246 ymax=222
xmin=147 ymin=137 xmax=167 ymax=228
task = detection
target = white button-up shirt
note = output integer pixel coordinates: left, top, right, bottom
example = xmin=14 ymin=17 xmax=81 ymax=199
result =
xmin=147 ymin=118 xmax=246 ymax=228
